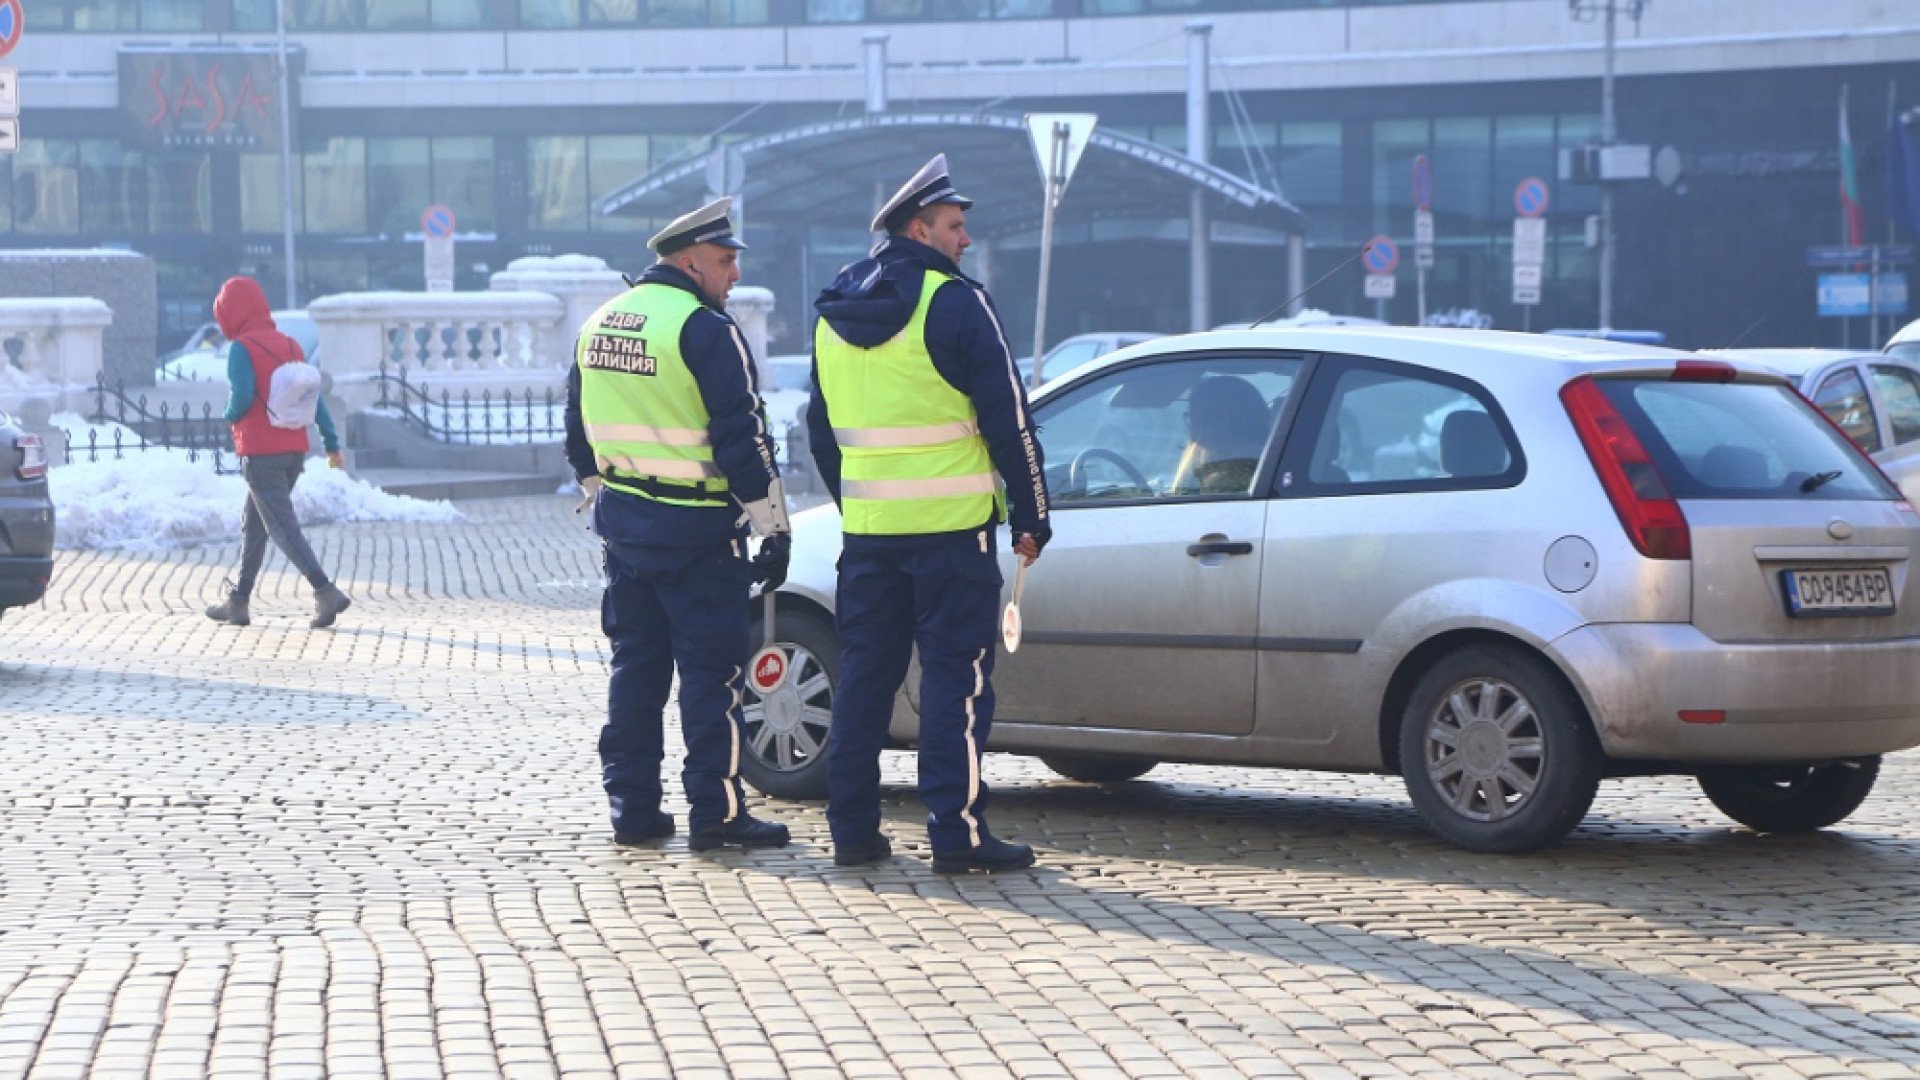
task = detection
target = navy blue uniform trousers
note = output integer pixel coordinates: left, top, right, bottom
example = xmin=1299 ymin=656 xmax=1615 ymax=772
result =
xmin=599 ymin=539 xmax=753 ymax=835
xmin=827 ymin=525 xmax=1004 ymax=854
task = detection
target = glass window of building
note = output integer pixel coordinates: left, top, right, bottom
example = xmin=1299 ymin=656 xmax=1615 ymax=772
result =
xmin=1278 ymin=120 xmax=1340 ymax=239
xmin=305 ymin=137 xmax=368 ymax=234
xmin=528 ymin=136 xmax=589 ymax=231
xmin=1557 ymin=114 xmax=1602 ymax=214
xmin=0 ymin=158 xmax=11 ymax=231
xmin=1494 ymin=114 xmax=1554 ymax=216
xmin=805 ymin=0 xmax=861 ymax=19
xmin=13 ymin=141 xmax=80 ymax=234
xmin=1372 ymin=118 xmax=1427 ymax=234
xmin=142 ymin=0 xmax=203 ymax=28
xmin=148 ymin=155 xmax=214 ymax=234
xmin=68 ymin=0 xmax=137 ymax=29
xmin=368 ymin=137 xmax=431 ymax=236
xmin=434 ymin=0 xmax=491 ymax=25
xmin=366 ymin=0 xmax=431 ymax=26
xmin=80 ymin=141 xmax=147 ymax=236
xmin=590 ymin=135 xmax=651 ymax=233
xmin=521 ymin=0 xmax=580 ymax=25
xmin=297 ymin=0 xmax=366 ymax=29
xmin=1432 ymin=116 xmax=1492 ymax=237
xmin=645 ymin=0 xmax=768 ymax=23
xmin=432 ymin=136 xmax=495 ymax=231
xmin=585 ymin=0 xmax=638 ymax=22
xmin=25 ymin=0 xmax=68 ymax=30
xmin=232 ymin=0 xmax=275 ymax=29
xmin=241 ymin=152 xmax=304 ymax=235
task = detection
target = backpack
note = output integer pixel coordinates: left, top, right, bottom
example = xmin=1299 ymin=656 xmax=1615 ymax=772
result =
xmin=265 ymin=358 xmax=323 ymax=430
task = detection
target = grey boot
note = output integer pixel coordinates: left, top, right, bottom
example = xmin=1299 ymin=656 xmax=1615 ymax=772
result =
xmin=310 ymin=586 xmax=352 ymax=629
xmin=205 ymin=593 xmax=250 ymax=626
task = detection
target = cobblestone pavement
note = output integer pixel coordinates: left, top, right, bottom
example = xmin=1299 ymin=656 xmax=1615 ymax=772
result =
xmin=4 ymin=495 xmax=1920 ymax=1079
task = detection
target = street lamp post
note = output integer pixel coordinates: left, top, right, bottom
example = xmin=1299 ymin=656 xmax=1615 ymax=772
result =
xmin=1569 ymin=0 xmax=1647 ymax=334
xmin=274 ymin=0 xmax=299 ymax=309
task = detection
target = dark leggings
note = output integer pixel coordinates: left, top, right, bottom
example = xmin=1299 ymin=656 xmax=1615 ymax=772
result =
xmin=234 ymin=452 xmax=331 ymax=596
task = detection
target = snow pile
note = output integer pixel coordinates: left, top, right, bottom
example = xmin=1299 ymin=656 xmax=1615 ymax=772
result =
xmin=51 ymin=449 xmax=464 ymax=552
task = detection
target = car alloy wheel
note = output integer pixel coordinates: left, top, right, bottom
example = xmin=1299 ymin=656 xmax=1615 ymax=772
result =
xmin=1422 ymin=676 xmax=1545 ymax=823
xmin=739 ymin=609 xmax=838 ymax=799
xmin=1399 ymin=644 xmax=1601 ymax=854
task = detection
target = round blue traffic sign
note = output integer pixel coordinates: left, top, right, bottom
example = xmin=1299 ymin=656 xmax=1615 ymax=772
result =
xmin=1412 ymin=154 xmax=1434 ymax=212
xmin=1363 ymin=236 xmax=1400 ymax=275
xmin=421 ymin=204 xmax=457 ymax=239
xmin=0 ymin=0 xmax=23 ymax=59
xmin=1514 ymin=177 xmax=1550 ymax=218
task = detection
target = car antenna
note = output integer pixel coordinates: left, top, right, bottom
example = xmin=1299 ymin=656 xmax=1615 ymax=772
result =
xmin=1249 ymin=243 xmax=1375 ymax=328
xmin=1721 ymin=312 xmax=1769 ymax=350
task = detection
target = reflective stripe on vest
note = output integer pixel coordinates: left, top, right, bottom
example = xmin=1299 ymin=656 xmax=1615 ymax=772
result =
xmin=814 ymin=268 xmax=1000 ymax=536
xmin=576 ymin=284 xmax=729 ymax=507
xmin=832 ymin=419 xmax=980 ymax=449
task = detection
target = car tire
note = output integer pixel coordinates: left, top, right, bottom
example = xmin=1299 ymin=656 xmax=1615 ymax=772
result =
xmin=1697 ymin=757 xmax=1880 ymax=833
xmin=1399 ymin=644 xmax=1602 ymax=854
xmin=1040 ymin=754 xmax=1157 ymax=783
xmin=740 ymin=607 xmax=838 ymax=800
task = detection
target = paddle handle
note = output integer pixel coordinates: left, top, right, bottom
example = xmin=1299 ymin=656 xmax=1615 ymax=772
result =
xmin=762 ymin=587 xmax=776 ymax=648
xmin=1010 ymin=557 xmax=1029 ymax=606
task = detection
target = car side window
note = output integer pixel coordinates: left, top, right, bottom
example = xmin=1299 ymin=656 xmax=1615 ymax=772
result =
xmin=1288 ymin=361 xmax=1520 ymax=495
xmin=1870 ymin=365 xmax=1920 ymax=447
xmin=1036 ymin=355 xmax=1302 ymax=505
xmin=1813 ymin=367 xmax=1882 ymax=453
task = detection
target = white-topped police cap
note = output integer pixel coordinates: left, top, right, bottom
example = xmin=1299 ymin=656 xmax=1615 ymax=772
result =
xmin=648 ymin=196 xmax=748 ymax=255
xmin=870 ymin=153 xmax=976 ymax=234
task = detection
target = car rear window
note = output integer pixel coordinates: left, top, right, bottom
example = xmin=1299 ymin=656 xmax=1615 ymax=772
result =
xmin=1595 ymin=379 xmax=1899 ymax=502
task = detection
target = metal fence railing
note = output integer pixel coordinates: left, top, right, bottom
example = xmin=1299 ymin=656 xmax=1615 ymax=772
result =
xmin=59 ymin=375 xmax=238 ymax=473
xmin=371 ymin=362 xmax=567 ymax=445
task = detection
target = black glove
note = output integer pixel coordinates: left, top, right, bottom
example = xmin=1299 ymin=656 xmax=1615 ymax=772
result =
xmin=753 ymin=532 xmax=792 ymax=592
xmin=1017 ymin=522 xmax=1052 ymax=559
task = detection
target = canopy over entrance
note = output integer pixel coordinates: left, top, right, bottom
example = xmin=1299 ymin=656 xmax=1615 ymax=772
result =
xmin=595 ymin=112 xmax=1304 ymax=242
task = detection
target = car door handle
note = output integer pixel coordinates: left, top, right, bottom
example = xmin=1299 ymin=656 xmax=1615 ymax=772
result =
xmin=1187 ymin=540 xmax=1254 ymax=557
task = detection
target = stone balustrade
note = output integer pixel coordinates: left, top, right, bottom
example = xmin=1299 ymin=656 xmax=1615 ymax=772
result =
xmin=0 ymin=298 xmax=114 ymax=414
xmin=307 ymin=290 xmax=570 ymax=413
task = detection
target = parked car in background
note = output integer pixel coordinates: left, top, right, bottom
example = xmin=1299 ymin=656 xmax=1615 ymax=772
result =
xmin=157 ymin=309 xmax=319 ymax=382
xmin=1213 ymin=312 xmax=1387 ymax=332
xmin=750 ymin=327 xmax=1920 ymax=853
xmin=760 ymin=353 xmax=812 ymax=429
xmin=1887 ymin=317 xmax=1920 ymax=362
xmin=1711 ymin=348 xmax=1920 ymax=506
xmin=0 ymin=413 xmax=54 ymax=624
xmin=1018 ymin=332 xmax=1160 ymax=386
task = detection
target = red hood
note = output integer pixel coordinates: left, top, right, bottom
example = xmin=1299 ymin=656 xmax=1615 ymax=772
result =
xmin=214 ymin=275 xmax=301 ymax=364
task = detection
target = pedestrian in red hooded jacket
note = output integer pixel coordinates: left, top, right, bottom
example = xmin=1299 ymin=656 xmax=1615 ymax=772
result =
xmin=203 ymin=276 xmax=353 ymax=629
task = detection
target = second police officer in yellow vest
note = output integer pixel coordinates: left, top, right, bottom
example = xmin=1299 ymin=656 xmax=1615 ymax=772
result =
xmin=563 ymin=196 xmax=795 ymax=853
xmin=808 ymin=155 xmax=1054 ymax=872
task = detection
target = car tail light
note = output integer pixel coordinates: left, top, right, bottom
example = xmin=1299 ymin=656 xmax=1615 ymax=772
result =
xmin=14 ymin=434 xmax=45 ymax=481
xmin=1671 ymin=360 xmax=1737 ymax=383
xmin=1561 ymin=376 xmax=1691 ymax=560
xmin=1678 ymin=710 xmax=1725 ymax=725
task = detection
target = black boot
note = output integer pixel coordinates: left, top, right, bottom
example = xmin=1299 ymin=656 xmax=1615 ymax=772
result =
xmin=205 ymin=593 xmax=250 ymax=626
xmin=311 ymin=586 xmax=352 ymax=628
xmin=688 ymin=813 xmax=791 ymax=851
xmin=833 ymin=832 xmax=893 ymax=867
xmin=613 ymin=811 xmax=676 ymax=846
xmin=932 ymin=836 xmax=1036 ymax=874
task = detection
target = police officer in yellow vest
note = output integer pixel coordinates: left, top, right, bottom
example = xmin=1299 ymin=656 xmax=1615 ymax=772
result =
xmin=563 ymin=196 xmax=793 ymax=853
xmin=807 ymin=155 xmax=1051 ymax=872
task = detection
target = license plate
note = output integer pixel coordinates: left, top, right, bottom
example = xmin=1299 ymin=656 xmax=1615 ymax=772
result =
xmin=1781 ymin=567 xmax=1896 ymax=617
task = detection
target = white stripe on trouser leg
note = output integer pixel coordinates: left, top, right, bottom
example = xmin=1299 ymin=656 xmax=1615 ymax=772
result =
xmin=959 ymin=647 xmax=986 ymax=847
xmin=723 ymin=663 xmax=743 ymax=822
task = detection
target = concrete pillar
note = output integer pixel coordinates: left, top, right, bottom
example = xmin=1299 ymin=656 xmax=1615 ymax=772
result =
xmin=1186 ymin=21 xmax=1213 ymax=333
xmin=1287 ymin=235 xmax=1307 ymax=317
xmin=864 ymin=34 xmax=889 ymax=115
xmin=489 ymin=254 xmax=627 ymax=339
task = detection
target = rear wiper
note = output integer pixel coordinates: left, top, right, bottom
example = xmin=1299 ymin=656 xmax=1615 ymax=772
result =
xmin=1800 ymin=470 xmax=1842 ymax=494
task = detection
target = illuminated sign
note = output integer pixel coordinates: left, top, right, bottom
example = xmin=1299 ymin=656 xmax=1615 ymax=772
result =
xmin=117 ymin=49 xmax=301 ymax=151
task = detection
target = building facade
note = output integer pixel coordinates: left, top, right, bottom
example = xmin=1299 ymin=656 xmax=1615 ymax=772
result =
xmin=14 ymin=0 xmax=1920 ymax=356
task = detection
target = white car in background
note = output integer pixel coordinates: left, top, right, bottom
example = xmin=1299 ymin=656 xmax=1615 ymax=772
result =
xmin=1711 ymin=348 xmax=1920 ymax=507
xmin=1887 ymin=317 xmax=1920 ymax=362
xmin=156 ymin=310 xmax=320 ymax=382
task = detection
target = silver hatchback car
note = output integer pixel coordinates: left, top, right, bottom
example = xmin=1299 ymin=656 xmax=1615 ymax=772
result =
xmin=751 ymin=328 xmax=1920 ymax=853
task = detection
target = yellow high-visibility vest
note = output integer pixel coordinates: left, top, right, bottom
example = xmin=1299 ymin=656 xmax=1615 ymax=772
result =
xmin=815 ymin=269 xmax=1000 ymax=535
xmin=577 ymin=284 xmax=727 ymax=506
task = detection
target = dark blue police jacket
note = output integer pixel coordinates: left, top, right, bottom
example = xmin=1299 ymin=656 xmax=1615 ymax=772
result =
xmin=563 ymin=264 xmax=781 ymax=548
xmin=805 ymin=235 xmax=1049 ymax=547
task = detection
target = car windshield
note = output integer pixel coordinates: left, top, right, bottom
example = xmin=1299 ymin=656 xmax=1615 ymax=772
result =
xmin=1595 ymin=378 xmax=1899 ymax=502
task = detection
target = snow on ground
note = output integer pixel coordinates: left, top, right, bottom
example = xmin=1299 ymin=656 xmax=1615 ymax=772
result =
xmin=49 ymin=415 xmax=465 ymax=551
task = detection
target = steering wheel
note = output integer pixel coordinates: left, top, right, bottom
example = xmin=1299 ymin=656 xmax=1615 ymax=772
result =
xmin=1068 ymin=447 xmax=1151 ymax=492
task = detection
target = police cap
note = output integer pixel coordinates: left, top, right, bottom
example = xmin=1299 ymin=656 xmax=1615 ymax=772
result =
xmin=871 ymin=153 xmax=975 ymax=234
xmin=649 ymin=196 xmax=749 ymax=256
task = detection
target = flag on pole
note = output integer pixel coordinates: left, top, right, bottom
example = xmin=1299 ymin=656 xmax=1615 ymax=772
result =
xmin=1841 ymin=84 xmax=1866 ymax=247
xmin=1892 ymin=99 xmax=1920 ymax=241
